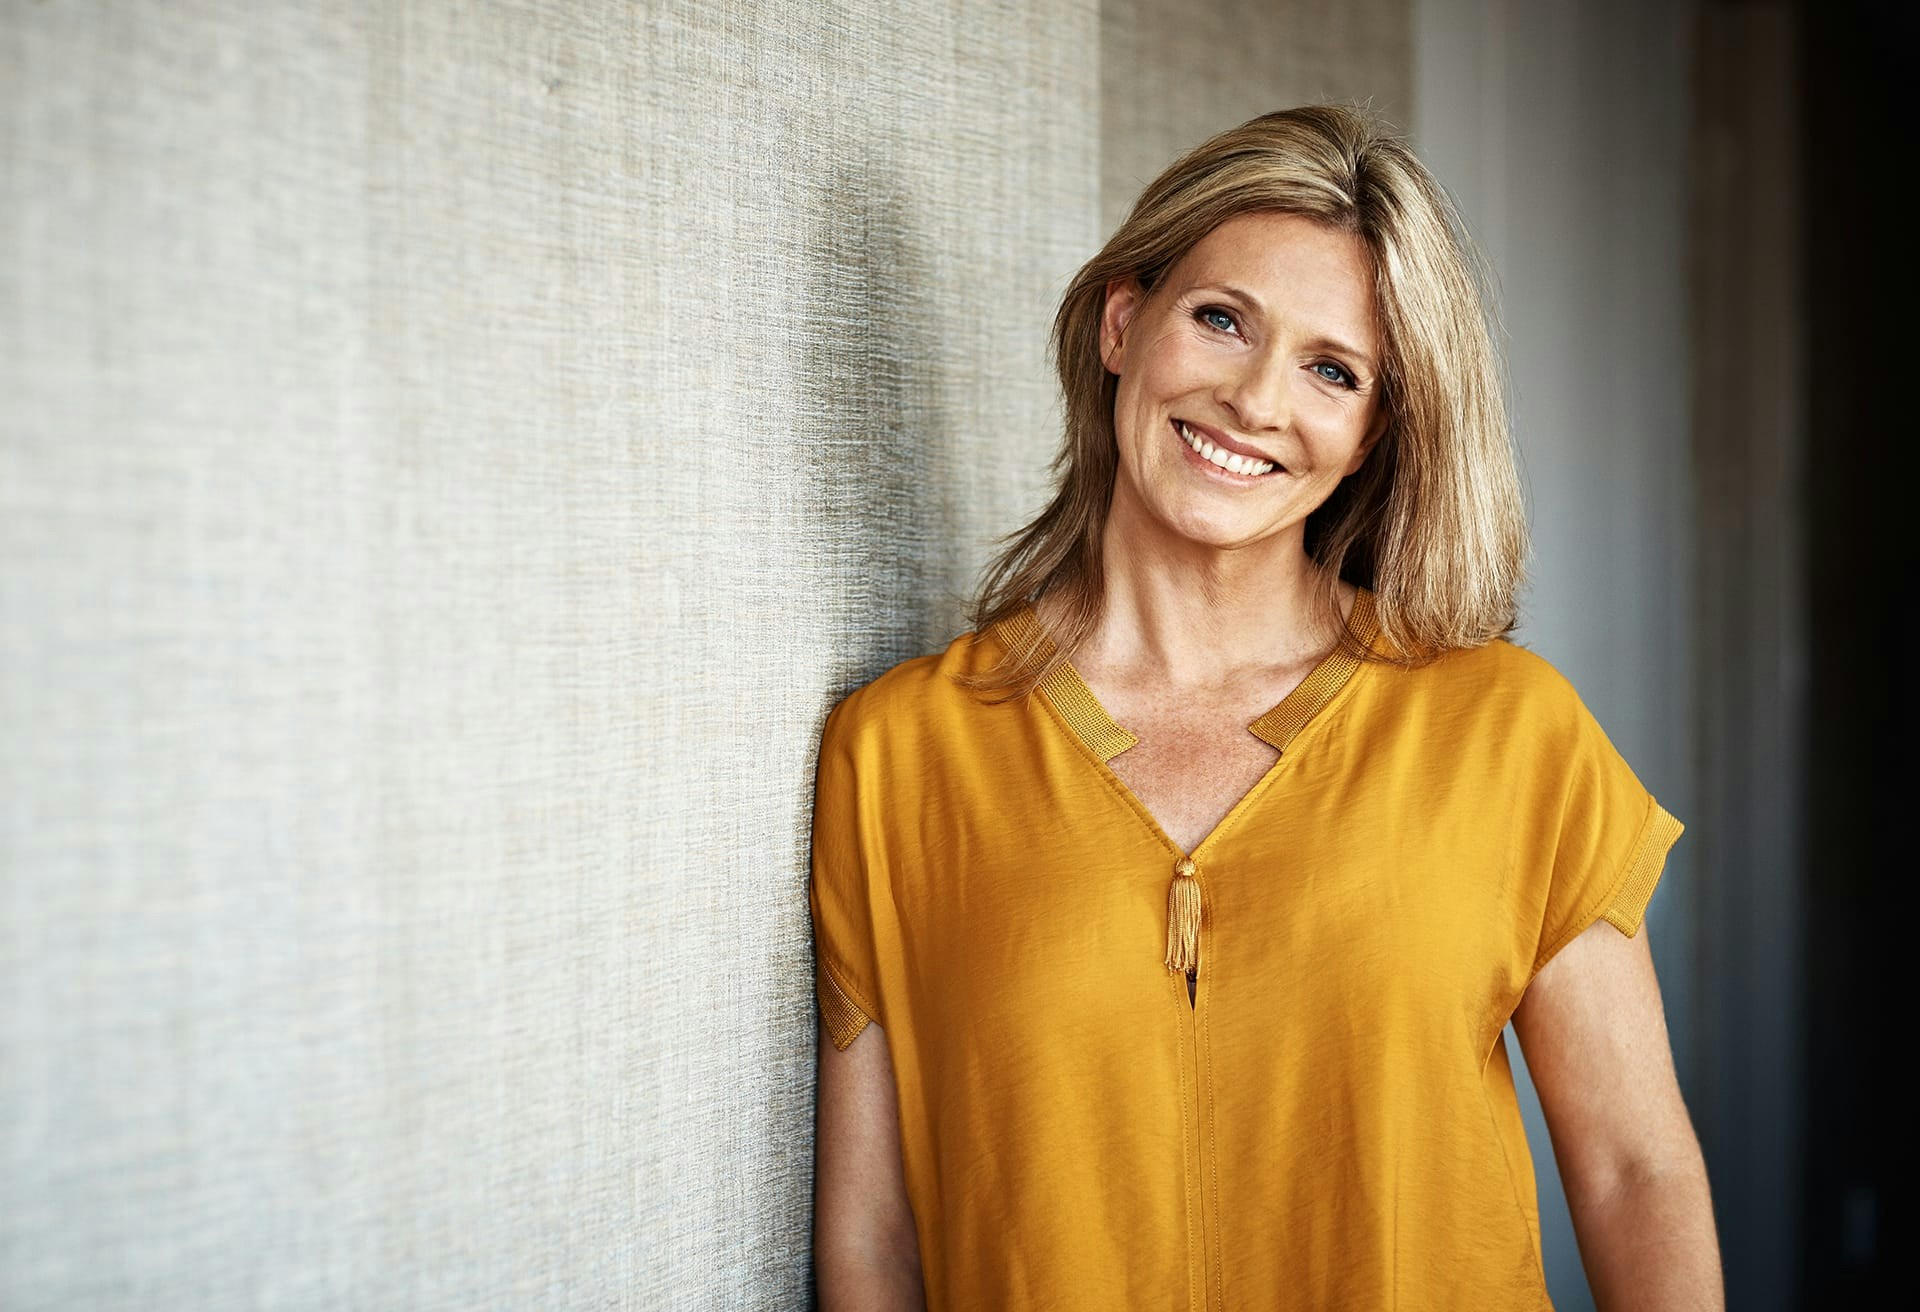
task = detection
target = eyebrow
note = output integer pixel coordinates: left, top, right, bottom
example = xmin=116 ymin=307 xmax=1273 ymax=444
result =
xmin=1200 ymin=283 xmax=1379 ymax=375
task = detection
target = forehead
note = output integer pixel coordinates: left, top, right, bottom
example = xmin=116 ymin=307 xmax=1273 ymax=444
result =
xmin=1168 ymin=211 xmax=1377 ymax=343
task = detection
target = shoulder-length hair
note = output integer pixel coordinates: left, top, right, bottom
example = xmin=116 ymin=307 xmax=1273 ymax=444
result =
xmin=958 ymin=102 xmax=1527 ymax=702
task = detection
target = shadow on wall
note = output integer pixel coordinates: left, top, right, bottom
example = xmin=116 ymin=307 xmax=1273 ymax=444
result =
xmin=800 ymin=166 xmax=973 ymax=707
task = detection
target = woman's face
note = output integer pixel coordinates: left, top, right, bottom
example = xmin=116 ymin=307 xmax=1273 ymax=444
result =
xmin=1100 ymin=210 xmax=1388 ymax=557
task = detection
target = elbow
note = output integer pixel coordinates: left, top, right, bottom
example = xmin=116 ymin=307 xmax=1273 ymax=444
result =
xmin=814 ymin=1238 xmax=927 ymax=1311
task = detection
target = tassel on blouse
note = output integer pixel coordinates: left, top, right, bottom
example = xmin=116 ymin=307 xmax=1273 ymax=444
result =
xmin=1165 ymin=856 xmax=1202 ymax=974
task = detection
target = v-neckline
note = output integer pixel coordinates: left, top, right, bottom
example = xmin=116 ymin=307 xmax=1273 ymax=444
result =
xmin=989 ymin=586 xmax=1381 ymax=860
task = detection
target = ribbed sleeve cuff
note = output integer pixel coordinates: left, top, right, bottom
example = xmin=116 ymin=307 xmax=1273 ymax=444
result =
xmin=1602 ymin=799 xmax=1685 ymax=938
xmin=816 ymin=958 xmax=874 ymax=1052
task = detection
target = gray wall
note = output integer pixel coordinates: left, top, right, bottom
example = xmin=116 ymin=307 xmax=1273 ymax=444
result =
xmin=1689 ymin=5 xmax=1805 ymax=1303
xmin=1100 ymin=0 xmax=1411 ymax=234
xmin=2 ymin=3 xmax=1092 ymax=1305
xmin=1412 ymin=2 xmax=1699 ymax=1307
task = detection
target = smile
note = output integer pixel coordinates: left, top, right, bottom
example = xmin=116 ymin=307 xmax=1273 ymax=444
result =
xmin=1173 ymin=420 xmax=1281 ymax=478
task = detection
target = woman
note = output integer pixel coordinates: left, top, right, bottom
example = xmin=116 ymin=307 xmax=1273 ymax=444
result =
xmin=810 ymin=104 xmax=1722 ymax=1310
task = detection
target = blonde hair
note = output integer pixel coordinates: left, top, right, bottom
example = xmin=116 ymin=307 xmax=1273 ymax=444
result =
xmin=960 ymin=102 xmax=1527 ymax=701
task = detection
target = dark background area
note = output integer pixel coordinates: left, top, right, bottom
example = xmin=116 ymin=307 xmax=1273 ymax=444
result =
xmin=1799 ymin=0 xmax=1909 ymax=1301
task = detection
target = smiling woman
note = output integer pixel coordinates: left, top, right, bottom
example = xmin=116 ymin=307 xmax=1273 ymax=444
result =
xmin=974 ymin=105 xmax=1525 ymax=689
xmin=810 ymin=104 xmax=1723 ymax=1311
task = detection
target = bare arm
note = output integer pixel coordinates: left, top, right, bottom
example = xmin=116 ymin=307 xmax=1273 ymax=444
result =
xmin=814 ymin=1018 xmax=926 ymax=1310
xmin=1512 ymin=920 xmax=1724 ymax=1311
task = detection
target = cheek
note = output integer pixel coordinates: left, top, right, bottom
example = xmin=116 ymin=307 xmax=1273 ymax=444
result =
xmin=1146 ymin=335 xmax=1215 ymax=394
xmin=1115 ymin=351 xmax=1187 ymax=437
xmin=1122 ymin=325 xmax=1207 ymax=389
xmin=1297 ymin=397 xmax=1375 ymax=462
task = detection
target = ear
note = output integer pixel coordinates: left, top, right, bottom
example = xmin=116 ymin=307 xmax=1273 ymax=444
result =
xmin=1343 ymin=396 xmax=1391 ymax=477
xmin=1099 ymin=277 xmax=1145 ymax=375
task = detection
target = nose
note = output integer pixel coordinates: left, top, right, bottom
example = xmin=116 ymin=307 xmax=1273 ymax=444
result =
xmin=1215 ymin=345 xmax=1290 ymax=433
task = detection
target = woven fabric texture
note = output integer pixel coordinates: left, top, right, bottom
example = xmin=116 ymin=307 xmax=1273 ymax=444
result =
xmin=1 ymin=2 xmax=1095 ymax=1305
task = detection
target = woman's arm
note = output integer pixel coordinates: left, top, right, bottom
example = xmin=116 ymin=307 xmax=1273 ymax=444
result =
xmin=814 ymin=1019 xmax=926 ymax=1310
xmin=1511 ymin=920 xmax=1725 ymax=1311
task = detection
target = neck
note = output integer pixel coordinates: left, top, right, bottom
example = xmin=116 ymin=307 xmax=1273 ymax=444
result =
xmin=1069 ymin=490 xmax=1352 ymax=688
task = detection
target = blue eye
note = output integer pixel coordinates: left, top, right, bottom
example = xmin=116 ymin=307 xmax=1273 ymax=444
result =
xmin=1313 ymin=361 xmax=1357 ymax=389
xmin=1197 ymin=307 xmax=1239 ymax=335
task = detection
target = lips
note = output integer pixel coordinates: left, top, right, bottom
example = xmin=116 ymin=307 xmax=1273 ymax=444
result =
xmin=1177 ymin=418 xmax=1278 ymax=465
xmin=1173 ymin=418 xmax=1284 ymax=477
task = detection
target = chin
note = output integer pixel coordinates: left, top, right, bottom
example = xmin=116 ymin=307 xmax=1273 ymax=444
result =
xmin=1155 ymin=500 xmax=1276 ymax=551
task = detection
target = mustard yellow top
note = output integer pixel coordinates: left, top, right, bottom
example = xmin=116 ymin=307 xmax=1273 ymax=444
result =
xmin=809 ymin=586 xmax=1684 ymax=1310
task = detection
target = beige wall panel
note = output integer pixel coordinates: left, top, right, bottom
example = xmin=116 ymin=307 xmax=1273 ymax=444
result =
xmin=1100 ymin=0 xmax=1413 ymax=234
xmin=0 ymin=2 xmax=1096 ymax=1306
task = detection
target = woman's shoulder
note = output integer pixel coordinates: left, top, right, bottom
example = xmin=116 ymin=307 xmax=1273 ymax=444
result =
xmin=1376 ymin=631 xmax=1591 ymax=736
xmin=820 ymin=622 xmax=1001 ymax=749
xmin=1412 ymin=630 xmax=1576 ymax=685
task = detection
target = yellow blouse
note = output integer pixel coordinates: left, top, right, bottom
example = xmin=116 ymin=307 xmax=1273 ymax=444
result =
xmin=809 ymin=586 xmax=1684 ymax=1310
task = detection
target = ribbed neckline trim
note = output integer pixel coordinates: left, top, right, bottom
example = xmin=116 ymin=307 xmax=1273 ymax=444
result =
xmin=989 ymin=586 xmax=1381 ymax=763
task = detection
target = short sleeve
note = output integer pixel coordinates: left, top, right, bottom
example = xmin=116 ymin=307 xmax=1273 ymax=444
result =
xmin=808 ymin=695 xmax=885 ymax=1052
xmin=1529 ymin=686 xmax=1686 ymax=980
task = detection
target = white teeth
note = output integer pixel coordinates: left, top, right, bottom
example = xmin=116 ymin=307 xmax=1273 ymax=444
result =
xmin=1178 ymin=421 xmax=1275 ymax=476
